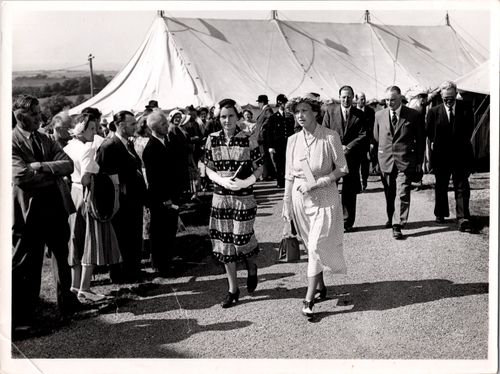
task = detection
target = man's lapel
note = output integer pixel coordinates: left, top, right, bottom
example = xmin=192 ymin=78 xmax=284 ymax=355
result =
xmin=334 ymin=106 xmax=344 ymax=137
xmin=394 ymin=106 xmax=407 ymax=136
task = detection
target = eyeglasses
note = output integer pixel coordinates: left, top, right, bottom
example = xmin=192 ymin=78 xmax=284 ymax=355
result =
xmin=442 ymin=97 xmax=456 ymax=102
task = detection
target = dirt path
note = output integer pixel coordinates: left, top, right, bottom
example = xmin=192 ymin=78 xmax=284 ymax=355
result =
xmin=11 ymin=174 xmax=490 ymax=366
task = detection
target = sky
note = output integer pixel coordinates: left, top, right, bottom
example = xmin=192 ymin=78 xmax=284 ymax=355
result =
xmin=4 ymin=1 xmax=494 ymax=72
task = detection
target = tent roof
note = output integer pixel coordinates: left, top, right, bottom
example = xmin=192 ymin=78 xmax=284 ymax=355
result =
xmin=455 ymin=60 xmax=490 ymax=95
xmin=70 ymin=15 xmax=487 ymax=117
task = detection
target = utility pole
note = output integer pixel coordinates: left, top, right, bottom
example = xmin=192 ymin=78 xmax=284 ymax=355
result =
xmin=88 ymin=53 xmax=95 ymax=97
xmin=364 ymin=10 xmax=371 ymax=23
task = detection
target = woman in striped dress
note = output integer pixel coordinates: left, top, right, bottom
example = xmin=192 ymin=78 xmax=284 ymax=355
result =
xmin=204 ymin=98 xmax=264 ymax=308
xmin=282 ymin=96 xmax=349 ymax=317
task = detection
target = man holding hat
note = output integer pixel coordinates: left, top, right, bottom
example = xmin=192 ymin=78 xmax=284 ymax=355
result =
xmin=268 ymin=94 xmax=295 ymax=188
xmin=255 ymin=94 xmax=275 ymax=180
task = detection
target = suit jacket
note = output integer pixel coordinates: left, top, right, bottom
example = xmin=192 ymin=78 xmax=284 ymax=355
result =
xmin=425 ymin=102 xmax=474 ymax=171
xmin=374 ymin=105 xmax=425 ymax=174
xmin=322 ymin=104 xmax=367 ymax=166
xmin=359 ymin=106 xmax=375 ymax=145
xmin=95 ymin=134 xmax=147 ymax=206
xmin=12 ymin=126 xmax=75 ymax=232
xmin=268 ymin=111 xmax=295 ymax=150
xmin=256 ymin=105 xmax=274 ymax=147
xmin=142 ymin=136 xmax=177 ymax=205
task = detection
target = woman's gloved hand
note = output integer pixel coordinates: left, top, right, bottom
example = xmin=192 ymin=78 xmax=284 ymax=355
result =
xmin=233 ymin=175 xmax=257 ymax=189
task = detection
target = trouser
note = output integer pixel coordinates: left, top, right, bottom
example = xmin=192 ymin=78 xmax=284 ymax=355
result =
xmin=381 ymin=168 xmax=413 ymax=226
xmin=12 ymin=187 xmax=75 ymax=326
xmin=341 ymin=172 xmax=360 ymax=228
xmin=433 ymin=167 xmax=471 ymax=220
xmin=360 ymin=153 xmax=370 ymax=185
xmin=149 ymin=204 xmax=179 ymax=273
xmin=110 ymin=199 xmax=143 ymax=281
xmin=261 ymin=146 xmax=276 ymax=180
xmin=270 ymin=146 xmax=286 ymax=187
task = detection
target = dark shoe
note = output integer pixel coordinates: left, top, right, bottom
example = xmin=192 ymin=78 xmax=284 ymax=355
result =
xmin=221 ymin=288 xmax=240 ymax=308
xmin=385 ymin=220 xmax=392 ymax=228
xmin=458 ymin=218 xmax=472 ymax=232
xmin=362 ymin=181 xmax=367 ymax=190
xmin=344 ymin=226 xmax=354 ymax=233
xmin=302 ymin=300 xmax=315 ymax=317
xmin=392 ymin=224 xmax=403 ymax=240
xmin=247 ymin=263 xmax=258 ymax=293
xmin=435 ymin=216 xmax=445 ymax=224
xmin=315 ymin=286 xmax=327 ymax=301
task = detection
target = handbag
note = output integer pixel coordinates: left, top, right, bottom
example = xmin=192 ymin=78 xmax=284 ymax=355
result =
xmin=278 ymin=219 xmax=300 ymax=262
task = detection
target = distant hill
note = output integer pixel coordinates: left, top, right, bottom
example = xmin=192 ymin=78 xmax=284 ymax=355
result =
xmin=13 ymin=69 xmax=117 ymax=79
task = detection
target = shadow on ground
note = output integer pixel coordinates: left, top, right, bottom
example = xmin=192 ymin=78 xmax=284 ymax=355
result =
xmin=13 ymin=317 xmax=252 ymax=358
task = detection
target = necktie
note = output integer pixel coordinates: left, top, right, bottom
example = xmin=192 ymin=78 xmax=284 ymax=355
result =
xmin=449 ymin=108 xmax=454 ymax=125
xmin=30 ymin=132 xmax=44 ymax=161
xmin=391 ymin=111 xmax=398 ymax=131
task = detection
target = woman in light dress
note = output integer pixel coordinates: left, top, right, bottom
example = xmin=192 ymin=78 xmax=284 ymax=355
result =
xmin=64 ymin=113 xmax=122 ymax=302
xmin=282 ymin=96 xmax=348 ymax=317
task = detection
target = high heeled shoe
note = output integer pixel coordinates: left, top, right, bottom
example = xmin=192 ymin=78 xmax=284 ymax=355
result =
xmin=302 ymin=299 xmax=315 ymax=317
xmin=221 ymin=288 xmax=240 ymax=308
xmin=315 ymin=286 xmax=327 ymax=301
xmin=247 ymin=263 xmax=258 ymax=293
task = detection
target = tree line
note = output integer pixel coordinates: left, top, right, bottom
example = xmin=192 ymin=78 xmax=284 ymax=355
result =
xmin=12 ymin=74 xmax=112 ymax=98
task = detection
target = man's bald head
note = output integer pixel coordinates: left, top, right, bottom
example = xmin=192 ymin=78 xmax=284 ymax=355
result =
xmin=146 ymin=109 xmax=169 ymax=136
xmin=356 ymin=92 xmax=366 ymax=108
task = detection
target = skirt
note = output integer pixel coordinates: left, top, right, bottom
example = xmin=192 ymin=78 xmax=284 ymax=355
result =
xmin=68 ymin=184 xmax=122 ymax=267
xmin=291 ymin=178 xmax=347 ymax=277
xmin=209 ymin=191 xmax=259 ymax=263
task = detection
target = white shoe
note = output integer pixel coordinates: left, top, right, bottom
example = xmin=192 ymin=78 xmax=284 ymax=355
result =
xmin=302 ymin=300 xmax=314 ymax=317
xmin=78 ymin=290 xmax=106 ymax=302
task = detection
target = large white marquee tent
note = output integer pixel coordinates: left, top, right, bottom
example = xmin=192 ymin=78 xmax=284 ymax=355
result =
xmin=70 ymin=12 xmax=486 ymax=117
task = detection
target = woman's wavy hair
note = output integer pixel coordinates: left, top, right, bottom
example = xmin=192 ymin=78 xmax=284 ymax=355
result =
xmin=285 ymin=96 xmax=323 ymax=114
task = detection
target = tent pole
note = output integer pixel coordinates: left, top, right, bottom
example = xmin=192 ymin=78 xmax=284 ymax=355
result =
xmin=364 ymin=10 xmax=371 ymax=23
xmin=445 ymin=11 xmax=450 ymax=26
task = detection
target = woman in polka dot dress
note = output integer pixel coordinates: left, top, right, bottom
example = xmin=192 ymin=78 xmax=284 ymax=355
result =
xmin=282 ymin=96 xmax=349 ymax=318
xmin=204 ymin=98 xmax=264 ymax=308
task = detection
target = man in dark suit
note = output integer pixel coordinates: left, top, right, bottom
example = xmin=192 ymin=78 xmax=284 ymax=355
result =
xmin=255 ymin=94 xmax=275 ymax=180
xmin=96 ymin=110 xmax=147 ymax=283
xmin=12 ymin=95 xmax=81 ymax=330
xmin=426 ymin=81 xmax=474 ymax=232
xmin=142 ymin=110 xmax=179 ymax=275
xmin=268 ymin=94 xmax=295 ymax=188
xmin=374 ymin=86 xmax=425 ymax=239
xmin=322 ymin=85 xmax=367 ymax=232
xmin=356 ymin=92 xmax=376 ymax=190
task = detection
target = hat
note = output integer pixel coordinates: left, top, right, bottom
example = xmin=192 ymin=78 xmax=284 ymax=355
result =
xmin=168 ymin=109 xmax=183 ymax=123
xmin=304 ymin=92 xmax=321 ymax=100
xmin=276 ymin=94 xmax=288 ymax=104
xmin=256 ymin=94 xmax=269 ymax=103
xmin=146 ymin=100 xmax=159 ymax=109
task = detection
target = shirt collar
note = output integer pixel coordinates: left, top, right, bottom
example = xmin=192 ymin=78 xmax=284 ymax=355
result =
xmin=219 ymin=126 xmax=241 ymax=142
xmin=17 ymin=126 xmax=32 ymax=139
xmin=152 ymin=133 xmax=165 ymax=145
xmin=114 ymin=132 xmax=128 ymax=147
xmin=391 ymin=105 xmax=402 ymax=118
xmin=445 ymin=103 xmax=456 ymax=113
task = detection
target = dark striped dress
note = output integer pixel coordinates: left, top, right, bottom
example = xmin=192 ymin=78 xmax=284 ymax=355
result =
xmin=204 ymin=128 xmax=264 ymax=263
